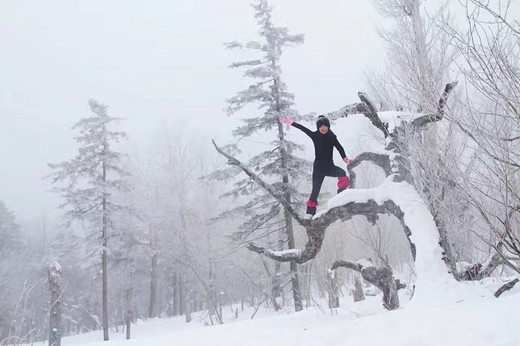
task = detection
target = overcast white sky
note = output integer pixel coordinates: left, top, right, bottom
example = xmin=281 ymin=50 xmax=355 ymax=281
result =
xmin=0 ymin=0 xmax=386 ymax=222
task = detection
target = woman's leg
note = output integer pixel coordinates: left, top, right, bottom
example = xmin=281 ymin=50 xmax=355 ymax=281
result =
xmin=307 ymin=168 xmax=326 ymax=215
xmin=327 ymin=165 xmax=350 ymax=193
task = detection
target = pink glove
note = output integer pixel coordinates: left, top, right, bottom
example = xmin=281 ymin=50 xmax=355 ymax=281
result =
xmin=279 ymin=116 xmax=294 ymax=125
xmin=343 ymin=157 xmax=352 ymax=165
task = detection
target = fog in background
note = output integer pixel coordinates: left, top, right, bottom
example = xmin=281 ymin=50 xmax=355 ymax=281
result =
xmin=0 ymin=1 xmax=385 ymax=223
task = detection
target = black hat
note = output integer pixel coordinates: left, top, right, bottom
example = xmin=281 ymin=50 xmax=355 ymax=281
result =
xmin=316 ymin=116 xmax=330 ymax=129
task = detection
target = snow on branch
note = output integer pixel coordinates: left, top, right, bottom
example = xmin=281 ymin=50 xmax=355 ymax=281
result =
xmin=228 ymin=60 xmax=267 ymax=68
xmin=213 ymin=136 xmax=417 ymax=264
xmin=247 ymin=191 xmax=418 ymax=265
xmin=224 ymin=41 xmax=263 ymax=50
xmin=321 ymin=102 xmax=365 ymax=121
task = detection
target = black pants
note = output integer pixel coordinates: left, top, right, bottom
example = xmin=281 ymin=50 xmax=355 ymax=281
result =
xmin=309 ymin=160 xmax=346 ymax=202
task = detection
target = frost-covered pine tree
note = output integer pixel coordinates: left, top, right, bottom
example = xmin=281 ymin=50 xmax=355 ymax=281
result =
xmin=48 ymin=99 xmax=128 ymax=341
xmin=217 ymin=0 xmax=308 ymax=311
xmin=0 ymin=200 xmax=22 ymax=258
xmin=0 ymin=200 xmax=25 ymax=343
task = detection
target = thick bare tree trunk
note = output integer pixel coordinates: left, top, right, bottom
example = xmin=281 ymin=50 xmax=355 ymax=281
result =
xmin=48 ymin=261 xmax=62 ymax=346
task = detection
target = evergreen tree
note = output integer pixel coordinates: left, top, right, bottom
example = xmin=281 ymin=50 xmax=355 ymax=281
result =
xmin=0 ymin=200 xmax=22 ymax=258
xmin=217 ymin=0 xmax=309 ymax=311
xmin=48 ymin=99 xmax=128 ymax=341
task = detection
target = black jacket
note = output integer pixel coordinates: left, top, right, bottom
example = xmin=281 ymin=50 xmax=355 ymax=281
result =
xmin=292 ymin=122 xmax=346 ymax=162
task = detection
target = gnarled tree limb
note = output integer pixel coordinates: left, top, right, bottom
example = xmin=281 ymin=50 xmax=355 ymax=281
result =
xmin=411 ymin=81 xmax=458 ymax=127
xmin=347 ymin=152 xmax=393 ymax=188
xmin=358 ymin=92 xmax=391 ymax=138
xmin=331 ymin=260 xmax=399 ymax=310
xmin=321 ymin=102 xmax=365 ymax=120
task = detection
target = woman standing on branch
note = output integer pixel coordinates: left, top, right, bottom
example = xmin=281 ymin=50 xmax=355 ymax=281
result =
xmin=280 ymin=115 xmax=353 ymax=218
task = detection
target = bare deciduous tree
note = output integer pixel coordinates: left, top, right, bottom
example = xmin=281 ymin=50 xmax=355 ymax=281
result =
xmin=214 ymin=84 xmax=457 ymax=310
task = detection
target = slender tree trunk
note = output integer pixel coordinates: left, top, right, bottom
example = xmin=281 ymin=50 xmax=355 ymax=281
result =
xmin=274 ymin=71 xmax=302 ymax=311
xmin=125 ymin=287 xmax=131 ymax=340
xmin=207 ymin=226 xmax=222 ymax=323
xmin=353 ymin=277 xmax=365 ymax=302
xmin=409 ymin=0 xmax=431 ymax=111
xmin=208 ymin=263 xmax=223 ymax=323
xmin=102 ymin=158 xmax=109 ymax=341
xmin=184 ymin=272 xmax=192 ymax=323
xmin=219 ymin=292 xmax=223 ymax=321
xmin=172 ymin=272 xmax=179 ymax=316
xmin=179 ymin=210 xmax=192 ymax=323
xmin=102 ymin=207 xmax=109 ymax=340
xmin=285 ymin=208 xmax=303 ymax=311
xmin=271 ymin=261 xmax=282 ymax=311
xmin=305 ymin=264 xmax=312 ymax=308
xmin=193 ymin=290 xmax=199 ymax=312
xmin=327 ymin=270 xmax=339 ymax=308
xmin=179 ymin=274 xmax=185 ymax=316
xmin=48 ymin=262 xmax=62 ymax=346
xmin=149 ymin=252 xmax=158 ymax=318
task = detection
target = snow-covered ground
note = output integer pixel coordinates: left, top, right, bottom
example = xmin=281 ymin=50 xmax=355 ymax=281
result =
xmin=26 ymin=279 xmax=519 ymax=346
xmin=23 ymin=115 xmax=519 ymax=346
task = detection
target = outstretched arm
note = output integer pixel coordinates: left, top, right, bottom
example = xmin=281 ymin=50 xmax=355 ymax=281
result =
xmin=280 ymin=116 xmax=313 ymax=138
xmin=334 ymin=138 xmax=347 ymax=160
xmin=291 ymin=122 xmax=314 ymax=138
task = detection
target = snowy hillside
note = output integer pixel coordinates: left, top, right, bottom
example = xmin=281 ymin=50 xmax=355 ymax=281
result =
xmin=26 ymin=280 xmax=519 ymax=346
